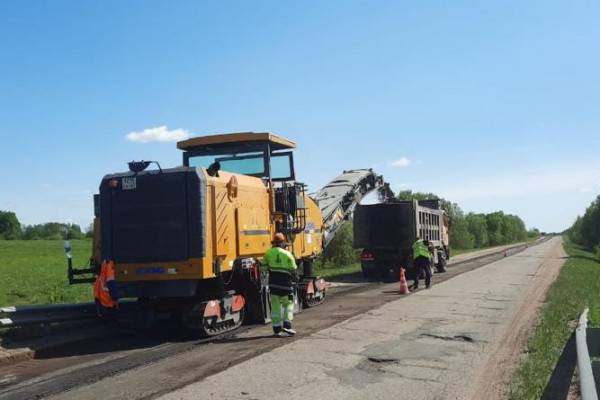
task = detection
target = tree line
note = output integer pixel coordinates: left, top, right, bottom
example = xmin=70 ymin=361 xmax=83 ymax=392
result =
xmin=568 ymin=195 xmax=600 ymax=256
xmin=3 ymin=188 xmax=539 ymax=254
xmin=0 ymin=210 xmax=89 ymax=240
xmin=396 ymin=190 xmax=540 ymax=250
xmin=320 ymin=190 xmax=539 ymax=267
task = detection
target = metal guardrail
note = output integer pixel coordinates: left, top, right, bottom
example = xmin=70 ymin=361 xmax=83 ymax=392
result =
xmin=0 ymin=303 xmax=98 ymax=328
xmin=577 ymin=308 xmax=600 ymax=400
xmin=0 ymin=301 xmax=143 ymax=329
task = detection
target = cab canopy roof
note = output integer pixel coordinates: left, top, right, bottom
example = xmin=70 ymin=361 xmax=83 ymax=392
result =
xmin=177 ymin=132 xmax=296 ymax=153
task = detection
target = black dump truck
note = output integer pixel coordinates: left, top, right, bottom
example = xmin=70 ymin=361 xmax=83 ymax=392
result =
xmin=353 ymin=199 xmax=450 ymax=278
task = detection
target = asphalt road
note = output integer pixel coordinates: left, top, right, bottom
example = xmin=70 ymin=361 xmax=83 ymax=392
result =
xmin=0 ymin=240 xmax=547 ymax=400
xmin=158 ymin=237 xmax=565 ymax=400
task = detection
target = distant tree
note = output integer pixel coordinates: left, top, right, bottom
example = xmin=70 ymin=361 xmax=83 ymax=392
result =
xmin=528 ymin=228 xmax=541 ymax=239
xmin=397 ymin=190 xmax=437 ymax=202
xmin=85 ymin=223 xmax=94 ymax=239
xmin=0 ymin=210 xmax=21 ymax=240
xmin=466 ymin=213 xmax=488 ymax=248
xmin=486 ymin=212 xmax=505 ymax=245
xmin=394 ymin=190 xmax=532 ymax=250
xmin=21 ymin=222 xmax=83 ymax=240
xmin=579 ymin=196 xmax=600 ymax=248
xmin=568 ymin=216 xmax=584 ymax=244
xmin=65 ymin=224 xmax=83 ymax=240
xmin=449 ymin=217 xmax=474 ymax=249
xmin=396 ymin=190 xmax=463 ymax=222
xmin=321 ymin=222 xmax=359 ymax=266
xmin=569 ymin=195 xmax=600 ymax=250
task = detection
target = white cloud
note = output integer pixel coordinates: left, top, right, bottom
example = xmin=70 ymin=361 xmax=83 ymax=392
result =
xmin=126 ymin=126 xmax=191 ymax=143
xmin=579 ymin=187 xmax=593 ymax=193
xmin=389 ymin=157 xmax=411 ymax=168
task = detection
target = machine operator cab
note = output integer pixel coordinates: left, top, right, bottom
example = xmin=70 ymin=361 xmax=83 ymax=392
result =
xmin=177 ymin=132 xmax=308 ymax=238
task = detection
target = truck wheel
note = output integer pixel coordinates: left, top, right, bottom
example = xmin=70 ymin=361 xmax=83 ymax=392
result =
xmin=436 ymin=252 xmax=447 ymax=273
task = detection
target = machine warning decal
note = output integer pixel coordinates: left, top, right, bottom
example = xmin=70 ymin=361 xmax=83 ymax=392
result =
xmin=122 ymin=177 xmax=137 ymax=190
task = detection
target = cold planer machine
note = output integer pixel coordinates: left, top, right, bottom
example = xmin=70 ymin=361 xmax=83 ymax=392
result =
xmin=69 ymin=132 xmax=387 ymax=336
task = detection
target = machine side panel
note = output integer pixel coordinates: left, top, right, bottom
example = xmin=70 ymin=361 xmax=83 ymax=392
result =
xmin=290 ymin=196 xmax=323 ymax=258
xmin=207 ymin=171 xmax=270 ymax=266
xmin=214 ymin=189 xmax=235 ymax=259
xmin=236 ymin=206 xmax=270 ymax=256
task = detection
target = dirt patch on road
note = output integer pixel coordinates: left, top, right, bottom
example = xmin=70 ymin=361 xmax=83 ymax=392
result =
xmin=470 ymin=238 xmax=567 ymax=400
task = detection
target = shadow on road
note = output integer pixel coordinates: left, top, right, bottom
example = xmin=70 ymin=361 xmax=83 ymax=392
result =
xmin=212 ymin=334 xmax=278 ymax=344
xmin=2 ymin=319 xmax=211 ymax=362
xmin=32 ymin=332 xmax=163 ymax=360
xmin=541 ymin=331 xmax=577 ymax=400
xmin=325 ymin=272 xmax=372 ymax=284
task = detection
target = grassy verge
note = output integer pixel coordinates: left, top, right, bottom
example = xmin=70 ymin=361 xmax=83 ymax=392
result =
xmin=0 ymin=240 xmax=93 ymax=306
xmin=509 ymin=239 xmax=600 ymax=399
xmin=315 ymin=262 xmax=361 ymax=278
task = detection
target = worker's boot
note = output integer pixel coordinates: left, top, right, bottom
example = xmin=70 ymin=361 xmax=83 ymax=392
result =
xmin=273 ymin=326 xmax=284 ymax=337
xmin=282 ymin=321 xmax=296 ymax=336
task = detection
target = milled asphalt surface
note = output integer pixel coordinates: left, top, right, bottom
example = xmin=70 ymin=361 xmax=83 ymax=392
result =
xmin=160 ymin=237 xmax=564 ymax=400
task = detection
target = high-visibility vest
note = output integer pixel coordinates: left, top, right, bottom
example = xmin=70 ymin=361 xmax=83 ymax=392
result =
xmin=263 ymin=247 xmax=297 ymax=294
xmin=263 ymin=247 xmax=297 ymax=274
xmin=94 ymin=260 xmax=117 ymax=308
xmin=413 ymin=240 xmax=431 ymax=259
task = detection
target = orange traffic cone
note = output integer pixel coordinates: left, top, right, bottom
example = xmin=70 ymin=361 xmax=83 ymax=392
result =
xmin=399 ymin=267 xmax=410 ymax=294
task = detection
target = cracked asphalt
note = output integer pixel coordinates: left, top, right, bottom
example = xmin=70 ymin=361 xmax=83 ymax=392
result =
xmin=159 ymin=237 xmax=565 ymax=400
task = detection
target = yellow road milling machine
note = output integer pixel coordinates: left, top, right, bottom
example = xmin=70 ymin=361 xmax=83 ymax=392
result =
xmin=69 ymin=132 xmax=385 ymax=336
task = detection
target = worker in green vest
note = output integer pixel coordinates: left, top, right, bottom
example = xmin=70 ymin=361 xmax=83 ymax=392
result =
xmin=412 ymin=237 xmax=432 ymax=289
xmin=263 ymin=232 xmax=298 ymax=337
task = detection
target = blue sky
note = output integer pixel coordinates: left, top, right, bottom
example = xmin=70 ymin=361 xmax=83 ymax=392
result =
xmin=1 ymin=0 xmax=599 ymax=232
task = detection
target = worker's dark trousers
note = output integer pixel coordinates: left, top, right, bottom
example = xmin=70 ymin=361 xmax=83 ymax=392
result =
xmin=413 ymin=256 xmax=432 ymax=288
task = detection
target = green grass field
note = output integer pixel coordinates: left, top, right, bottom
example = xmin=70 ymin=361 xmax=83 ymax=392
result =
xmin=0 ymin=240 xmax=93 ymax=306
xmin=509 ymin=240 xmax=600 ymax=399
xmin=0 ymin=239 xmax=361 ymax=307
